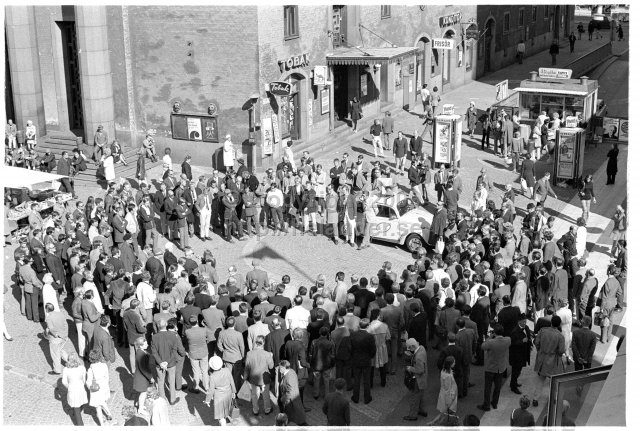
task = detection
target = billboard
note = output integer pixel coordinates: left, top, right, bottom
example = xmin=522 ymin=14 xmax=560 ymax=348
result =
xmin=434 ymin=120 xmax=451 ymax=164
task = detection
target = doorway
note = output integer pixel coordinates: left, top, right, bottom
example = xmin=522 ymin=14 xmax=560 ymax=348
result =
xmin=332 ymin=64 xmax=351 ymax=128
xmin=58 ymin=21 xmax=83 ymax=131
xmin=416 ymin=37 xmax=430 ymax=100
xmin=484 ymin=19 xmax=495 ymax=74
xmin=281 ymin=80 xmax=301 ymax=141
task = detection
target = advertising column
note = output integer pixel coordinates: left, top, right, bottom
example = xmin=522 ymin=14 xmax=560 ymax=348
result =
xmin=553 ymin=127 xmax=585 ymax=185
xmin=431 ymin=114 xmax=462 ymax=168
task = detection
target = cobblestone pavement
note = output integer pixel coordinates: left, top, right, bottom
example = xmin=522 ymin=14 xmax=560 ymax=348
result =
xmin=3 ymin=32 xmax=628 ymax=426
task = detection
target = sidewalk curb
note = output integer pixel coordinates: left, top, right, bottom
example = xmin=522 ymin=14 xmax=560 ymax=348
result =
xmin=591 ymin=48 xmax=629 ymax=80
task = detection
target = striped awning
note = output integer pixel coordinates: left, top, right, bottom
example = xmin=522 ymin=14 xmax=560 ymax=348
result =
xmin=326 ymin=46 xmax=418 ymax=66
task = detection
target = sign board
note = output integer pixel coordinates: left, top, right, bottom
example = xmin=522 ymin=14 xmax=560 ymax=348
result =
xmin=432 ymin=38 xmax=455 ymax=50
xmin=321 ymin=89 xmax=330 ymax=115
xmin=439 ymin=12 xmax=461 ymax=28
xmin=271 ymin=113 xmax=281 ymax=144
xmin=171 ymin=114 xmax=219 ymax=143
xmin=268 ymin=81 xmax=291 ymax=96
xmin=495 ymin=79 xmax=509 ymax=101
xmin=565 ymin=116 xmax=578 ymax=128
xmin=313 ymin=66 xmax=327 ymax=86
xmin=277 ymin=53 xmax=310 ymax=73
xmin=465 ymin=28 xmax=479 ymax=39
xmin=442 ymin=104 xmax=455 ymax=115
xmin=434 ymin=119 xmax=452 ymax=164
xmin=556 ymin=130 xmax=576 ymax=178
xmin=619 ymin=119 xmax=628 ymax=142
xmin=538 ymin=67 xmax=573 ymax=80
xmin=602 ymin=117 xmax=620 ymax=140
xmin=261 ymin=117 xmax=274 ymax=156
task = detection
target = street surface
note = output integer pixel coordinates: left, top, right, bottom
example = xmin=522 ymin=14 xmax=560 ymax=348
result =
xmin=3 ymin=24 xmax=629 ymax=427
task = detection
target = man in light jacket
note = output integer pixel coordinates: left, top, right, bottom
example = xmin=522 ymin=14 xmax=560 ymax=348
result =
xmin=403 ymin=338 xmax=428 ymax=421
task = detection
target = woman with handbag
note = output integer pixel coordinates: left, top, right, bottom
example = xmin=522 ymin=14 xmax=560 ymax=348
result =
xmin=85 ymin=349 xmax=113 ymax=425
xmin=61 ymin=352 xmax=88 ymax=425
xmin=204 ymin=355 xmax=237 ymax=427
xmin=429 ymin=356 xmax=458 ymax=426
xmin=578 ymin=175 xmax=596 ymax=222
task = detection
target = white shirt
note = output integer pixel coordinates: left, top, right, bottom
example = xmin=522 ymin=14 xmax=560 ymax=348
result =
xmin=469 ymin=284 xmax=481 ymax=307
xmin=136 ymin=281 xmax=157 ymax=310
xmin=83 ymin=281 xmax=104 ymax=314
xmin=43 ymin=283 xmax=60 ymax=313
xmin=432 ymin=268 xmax=450 ymax=286
xmin=162 ymin=155 xmax=172 ymax=171
xmin=420 ymin=87 xmax=430 ymax=102
xmin=576 ymin=226 xmax=587 ymax=257
xmin=247 ymin=321 xmax=271 ymax=350
xmin=285 ymin=305 xmax=310 ymax=331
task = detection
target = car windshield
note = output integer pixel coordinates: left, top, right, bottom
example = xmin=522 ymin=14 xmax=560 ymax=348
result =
xmin=396 ymin=198 xmax=416 ymax=217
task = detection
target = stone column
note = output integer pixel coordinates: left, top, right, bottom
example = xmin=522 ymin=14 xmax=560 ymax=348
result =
xmin=75 ymin=5 xmax=116 ymax=146
xmin=5 ymin=6 xmax=46 ymax=133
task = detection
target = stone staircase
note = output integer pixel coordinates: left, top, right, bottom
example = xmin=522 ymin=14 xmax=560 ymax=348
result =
xmin=36 ymin=132 xmax=161 ymax=187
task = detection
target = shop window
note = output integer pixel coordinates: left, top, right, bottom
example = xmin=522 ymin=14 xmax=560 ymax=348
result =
xmin=544 ymin=5 xmax=549 ymax=19
xmin=503 ymin=12 xmax=510 ymax=34
xmin=381 ymin=5 xmax=391 ymax=19
xmin=519 ymin=8 xmax=525 ymax=28
xmin=532 ymin=6 xmax=537 ymax=21
xmin=521 ymin=93 xmax=541 ymax=120
xmin=465 ymin=40 xmax=473 ymax=71
xmin=284 ymin=6 xmax=299 ymax=40
xmin=431 ymin=49 xmax=438 ymax=76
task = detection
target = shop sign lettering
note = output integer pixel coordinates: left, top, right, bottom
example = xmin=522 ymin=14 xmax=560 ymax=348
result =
xmin=278 ymin=53 xmax=310 ymax=73
xmin=432 ymin=38 xmax=455 ymax=50
xmin=439 ymin=12 xmax=461 ymax=28
xmin=538 ymin=68 xmax=573 ymax=79
xmin=268 ymin=81 xmax=292 ymax=96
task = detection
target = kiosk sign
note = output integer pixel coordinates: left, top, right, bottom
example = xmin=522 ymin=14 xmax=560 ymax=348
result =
xmin=538 ymin=68 xmax=572 ymax=79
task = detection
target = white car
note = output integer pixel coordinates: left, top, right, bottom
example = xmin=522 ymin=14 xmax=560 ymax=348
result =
xmin=361 ymin=192 xmax=434 ymax=252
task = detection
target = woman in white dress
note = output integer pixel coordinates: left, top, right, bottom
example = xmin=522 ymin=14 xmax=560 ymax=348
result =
xmin=429 ymin=356 xmax=458 ymax=425
xmin=42 ymin=273 xmax=60 ymax=313
xmin=101 ymin=148 xmax=116 ymax=182
xmin=62 ymin=352 xmax=88 ymax=425
xmin=86 ymin=349 xmax=113 ymax=425
xmin=222 ymin=134 xmax=235 ymax=172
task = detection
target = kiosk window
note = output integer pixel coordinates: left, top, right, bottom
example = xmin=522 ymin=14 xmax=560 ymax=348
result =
xmin=521 ymin=93 xmax=541 ymax=119
xmin=541 ymin=95 xmax=564 ymax=118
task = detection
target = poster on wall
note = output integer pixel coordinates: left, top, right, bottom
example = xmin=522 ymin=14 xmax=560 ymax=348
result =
xmin=321 ymin=89 xmax=330 ymax=115
xmin=557 ymin=131 xmax=576 ymax=178
xmin=202 ymin=118 xmax=219 ymax=142
xmin=187 ymin=117 xmax=203 ymax=140
xmin=434 ymin=120 xmax=451 ymax=164
xmin=602 ymin=117 xmax=620 ymax=140
xmin=262 ymin=118 xmax=274 ymax=156
xmin=619 ymin=119 xmax=628 ymax=142
xmin=314 ymin=66 xmax=327 ymax=86
xmin=271 ymin=113 xmax=281 ymax=144
xmin=361 ymin=74 xmax=368 ymax=97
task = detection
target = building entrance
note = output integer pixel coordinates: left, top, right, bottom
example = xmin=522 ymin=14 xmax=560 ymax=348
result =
xmin=58 ymin=21 xmax=83 ymax=131
xmin=332 ymin=64 xmax=351 ymax=128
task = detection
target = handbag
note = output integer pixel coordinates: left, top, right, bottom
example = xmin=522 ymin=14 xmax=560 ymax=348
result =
xmin=89 ymin=377 xmax=100 ymax=393
xmin=593 ymin=311 xmax=603 ymax=327
xmin=403 ymin=369 xmax=417 ymax=391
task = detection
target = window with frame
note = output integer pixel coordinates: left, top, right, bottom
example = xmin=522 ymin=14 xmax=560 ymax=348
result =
xmin=532 ymin=6 xmax=537 ymax=22
xmin=518 ymin=8 xmax=525 ymax=27
xmin=381 ymin=5 xmax=391 ymax=19
xmin=504 ymin=12 xmax=510 ymax=33
xmin=544 ymin=5 xmax=549 ymax=19
xmin=284 ymin=5 xmax=299 ymax=40
xmin=431 ymin=48 xmax=438 ymax=76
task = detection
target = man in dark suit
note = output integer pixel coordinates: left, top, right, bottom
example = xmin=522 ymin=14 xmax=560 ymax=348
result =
xmin=284 ymin=327 xmax=311 ymax=411
xmin=152 ymin=318 xmax=185 ymax=404
xmin=163 ymin=243 xmax=178 ymax=271
xmin=497 ymin=296 xmax=521 ymax=340
xmin=181 ymin=155 xmax=193 ymax=181
xmin=123 ymin=299 xmax=147 ymax=374
xmin=112 ymin=207 xmax=126 ymax=246
xmin=323 ymin=377 xmax=351 ymax=426
xmin=433 ymin=164 xmax=449 ymax=202
xmin=471 ymin=286 xmax=491 ymax=365
xmin=509 ymin=313 xmax=532 ymax=393
xmin=246 ymin=259 xmax=269 ymax=290
xmin=45 ymin=243 xmax=66 ymax=293
xmin=455 ymin=317 xmax=476 ymax=397
xmin=407 ymin=302 xmax=429 ymax=348
xmin=349 ymin=319 xmax=377 ymax=404
xmin=92 ymin=315 xmax=116 ymax=364
xmin=331 ymin=317 xmax=352 ymax=391
xmin=269 ymin=284 xmax=292 ymax=311
xmin=379 ymin=293 xmax=403 ymax=374
xmin=571 ymin=316 xmax=597 ymax=371
xmin=145 ymin=247 xmax=165 ymax=291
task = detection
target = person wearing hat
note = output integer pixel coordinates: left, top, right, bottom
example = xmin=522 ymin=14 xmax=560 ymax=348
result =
xmin=93 ymin=125 xmax=108 ymax=160
xmin=433 ymin=164 xmax=449 ymax=202
xmin=508 ymin=313 xmax=532 ymax=394
xmin=222 ymin=133 xmax=236 ymax=173
xmin=45 ymin=242 xmax=66 ymax=295
xmin=403 ymin=337 xmax=428 ymax=420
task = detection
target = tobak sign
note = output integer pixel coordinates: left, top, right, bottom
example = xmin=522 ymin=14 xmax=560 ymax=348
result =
xmin=538 ymin=68 xmax=573 ymax=80
xmin=432 ymin=38 xmax=455 ymax=50
xmin=278 ymin=53 xmax=310 ymax=73
xmin=268 ymin=81 xmax=292 ymax=96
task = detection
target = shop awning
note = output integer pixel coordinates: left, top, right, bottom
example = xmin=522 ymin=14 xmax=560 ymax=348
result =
xmin=512 ymin=87 xmax=590 ymax=97
xmin=2 ymin=166 xmax=66 ymax=189
xmin=326 ymin=46 xmax=418 ymax=66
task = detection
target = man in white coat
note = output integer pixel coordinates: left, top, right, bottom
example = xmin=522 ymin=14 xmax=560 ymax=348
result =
xmin=223 ymin=134 xmax=235 ymax=172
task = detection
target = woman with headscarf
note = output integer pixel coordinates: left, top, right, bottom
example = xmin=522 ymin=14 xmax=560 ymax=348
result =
xmin=204 ymin=355 xmax=237 ymax=426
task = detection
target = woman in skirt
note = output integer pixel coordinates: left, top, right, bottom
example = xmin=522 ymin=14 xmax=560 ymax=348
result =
xmin=204 ymin=356 xmax=236 ymax=426
xmin=610 ymin=205 xmax=626 ymax=256
xmin=85 ymin=349 xmax=113 ymax=425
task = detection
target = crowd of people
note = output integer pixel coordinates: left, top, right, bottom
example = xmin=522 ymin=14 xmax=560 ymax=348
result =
xmin=4 ymin=86 xmax=627 ymax=427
